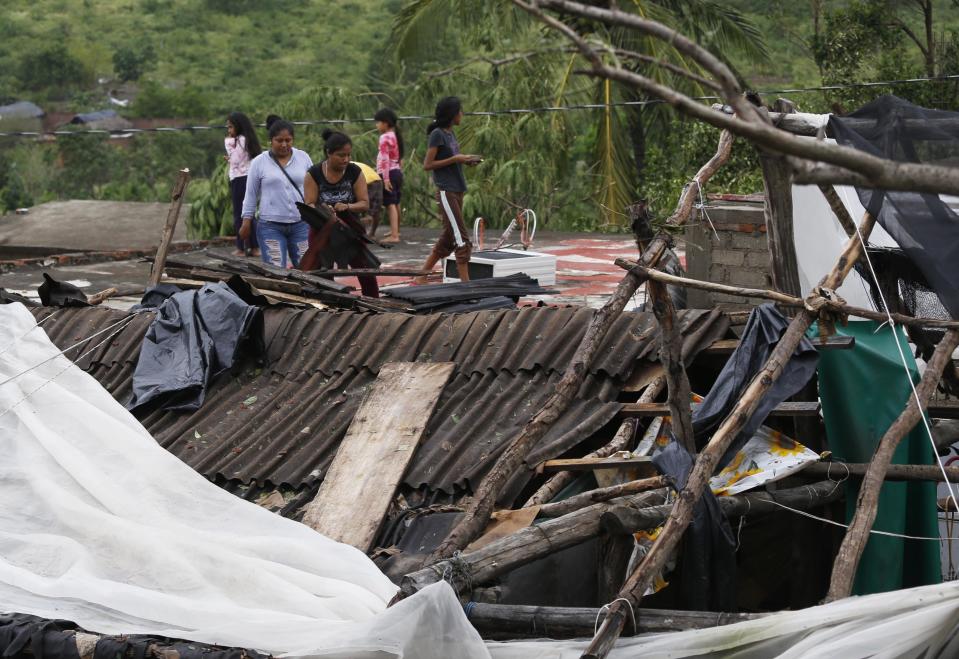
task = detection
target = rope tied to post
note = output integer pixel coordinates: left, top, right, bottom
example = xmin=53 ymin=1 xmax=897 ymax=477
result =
xmin=441 ymin=551 xmax=474 ymax=593
xmin=803 ymin=286 xmax=849 ymax=338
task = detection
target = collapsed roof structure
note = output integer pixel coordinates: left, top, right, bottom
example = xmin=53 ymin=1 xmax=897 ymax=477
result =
xmin=3 ymin=3 xmax=959 ymax=657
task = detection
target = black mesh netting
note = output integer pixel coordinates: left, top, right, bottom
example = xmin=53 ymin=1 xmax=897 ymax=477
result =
xmin=829 ymin=95 xmax=959 ymax=322
xmin=854 ymin=247 xmax=958 ymax=393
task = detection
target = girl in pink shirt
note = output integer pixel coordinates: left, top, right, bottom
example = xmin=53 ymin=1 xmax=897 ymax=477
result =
xmin=225 ymin=112 xmax=262 ymax=256
xmin=374 ymin=108 xmax=404 ymax=243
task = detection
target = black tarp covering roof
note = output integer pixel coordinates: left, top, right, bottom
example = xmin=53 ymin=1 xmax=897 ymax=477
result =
xmin=829 ymin=95 xmax=959 ymax=319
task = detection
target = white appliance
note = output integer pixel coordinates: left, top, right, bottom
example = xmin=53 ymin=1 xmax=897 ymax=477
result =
xmin=443 ymin=248 xmax=557 ymax=285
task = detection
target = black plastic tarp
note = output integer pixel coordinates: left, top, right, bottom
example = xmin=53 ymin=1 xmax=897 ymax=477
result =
xmin=652 ymin=440 xmax=736 ymax=612
xmin=38 ymin=273 xmax=89 ymax=307
xmin=829 ymin=94 xmax=959 ymax=319
xmin=692 ymin=304 xmax=819 ymax=467
xmin=127 ymin=281 xmax=262 ymax=414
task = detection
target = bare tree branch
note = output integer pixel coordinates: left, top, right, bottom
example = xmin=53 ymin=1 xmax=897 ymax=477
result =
xmin=513 ymin=0 xmax=959 ymax=195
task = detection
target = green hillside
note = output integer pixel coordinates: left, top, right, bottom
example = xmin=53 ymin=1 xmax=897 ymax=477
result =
xmin=0 ymin=0 xmax=400 ymax=114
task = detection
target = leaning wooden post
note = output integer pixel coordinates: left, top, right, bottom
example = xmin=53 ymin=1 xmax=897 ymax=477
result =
xmin=825 ymin=327 xmax=959 ymax=601
xmin=147 ymin=168 xmax=191 ymax=288
xmin=425 ymin=130 xmax=735 ymax=563
xmin=647 ymin=279 xmax=695 ymax=452
xmin=818 ymin=184 xmax=857 ymax=237
xmin=582 ymin=212 xmax=876 ymax=659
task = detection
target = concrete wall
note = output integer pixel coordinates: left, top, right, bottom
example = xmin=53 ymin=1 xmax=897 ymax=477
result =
xmin=684 ymin=200 xmax=769 ymax=311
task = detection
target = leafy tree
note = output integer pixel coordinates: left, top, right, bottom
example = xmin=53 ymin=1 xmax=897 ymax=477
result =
xmin=16 ymin=43 xmax=90 ymax=93
xmin=387 ymin=0 xmax=769 ymax=228
xmin=112 ymin=44 xmax=156 ymax=82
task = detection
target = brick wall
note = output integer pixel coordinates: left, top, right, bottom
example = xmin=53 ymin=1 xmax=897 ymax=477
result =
xmin=684 ymin=200 xmax=769 ymax=310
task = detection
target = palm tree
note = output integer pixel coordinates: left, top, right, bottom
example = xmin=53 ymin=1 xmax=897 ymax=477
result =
xmin=387 ymin=0 xmax=768 ymax=228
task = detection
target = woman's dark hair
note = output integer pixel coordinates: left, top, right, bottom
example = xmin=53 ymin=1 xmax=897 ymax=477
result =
xmin=426 ymin=96 xmax=462 ymax=135
xmin=265 ymin=114 xmax=281 ymax=130
xmin=374 ymin=107 xmax=404 ymax=159
xmin=227 ymin=111 xmax=261 ymax=160
xmin=268 ymin=118 xmax=295 ymax=140
xmin=321 ymin=129 xmax=352 ymax=155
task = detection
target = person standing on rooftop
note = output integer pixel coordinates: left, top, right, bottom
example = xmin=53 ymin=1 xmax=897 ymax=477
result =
xmin=415 ymin=96 xmax=481 ymax=283
xmin=240 ymin=118 xmax=313 ymax=268
xmin=224 ymin=111 xmax=261 ymax=257
xmin=374 ymin=107 xmax=404 ymax=243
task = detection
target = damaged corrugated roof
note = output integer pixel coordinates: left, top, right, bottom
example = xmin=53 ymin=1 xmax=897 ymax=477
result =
xmin=33 ymin=305 xmax=728 ymax=496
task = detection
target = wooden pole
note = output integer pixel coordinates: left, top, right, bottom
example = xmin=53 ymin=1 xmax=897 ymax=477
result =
xmin=86 ymin=287 xmax=118 ymax=306
xmin=537 ymin=476 xmax=666 ymax=517
xmin=582 ymin=212 xmax=876 ymax=659
xmin=757 ymin=107 xmax=802 ymax=298
xmin=147 ymin=168 xmax=190 ymax=288
xmin=799 ymin=460 xmax=959 ymax=483
xmin=467 ymin=602 xmax=767 ymax=639
xmin=647 ymin=280 xmax=695 ymax=452
xmin=825 ymin=328 xmax=959 ymax=601
xmin=817 ymin=184 xmax=857 ymax=237
xmin=400 ymin=480 xmax=840 ymax=598
xmin=524 ymin=419 xmax=637 ymax=508
xmin=614 ymin=258 xmax=959 ymax=330
xmin=425 ymin=130 xmax=736 ymax=563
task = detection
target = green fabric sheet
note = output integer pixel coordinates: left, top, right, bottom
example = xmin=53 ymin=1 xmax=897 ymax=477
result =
xmin=814 ymin=320 xmax=941 ymax=595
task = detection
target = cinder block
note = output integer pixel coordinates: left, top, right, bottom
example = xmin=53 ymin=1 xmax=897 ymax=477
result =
xmin=745 ymin=251 xmax=770 ymax=268
xmin=731 ymin=232 xmax=767 ymax=250
xmin=727 ymin=266 xmax=770 ymax=289
xmin=712 ymin=249 xmax=745 ymax=266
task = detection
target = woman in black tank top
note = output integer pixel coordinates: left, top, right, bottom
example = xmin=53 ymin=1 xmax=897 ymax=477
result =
xmin=301 ymin=130 xmax=380 ymax=297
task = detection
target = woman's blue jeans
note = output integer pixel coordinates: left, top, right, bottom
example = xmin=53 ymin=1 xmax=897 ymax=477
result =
xmin=256 ymin=220 xmax=310 ymax=268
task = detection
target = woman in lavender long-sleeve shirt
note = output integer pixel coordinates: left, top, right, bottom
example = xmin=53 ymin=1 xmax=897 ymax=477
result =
xmin=241 ymin=119 xmax=314 ymax=268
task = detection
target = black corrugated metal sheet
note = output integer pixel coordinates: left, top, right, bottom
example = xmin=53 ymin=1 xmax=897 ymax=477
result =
xmin=32 ymin=305 xmax=728 ymax=496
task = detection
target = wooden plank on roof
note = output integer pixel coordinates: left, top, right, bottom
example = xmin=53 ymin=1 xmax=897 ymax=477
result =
xmin=541 ymin=456 xmax=655 ymax=474
xmin=618 ymin=401 xmax=820 ymax=418
xmin=300 ymin=361 xmax=455 ymax=552
xmin=699 ymin=335 xmax=854 ymax=355
xmin=622 ymin=335 xmax=854 ymax=393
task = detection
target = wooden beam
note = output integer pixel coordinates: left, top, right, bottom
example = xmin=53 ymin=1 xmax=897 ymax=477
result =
xmin=147 ymin=168 xmax=190 ymax=287
xmin=540 ymin=457 xmax=654 ymax=473
xmin=467 ymin=603 xmax=767 ymax=639
xmin=301 ymin=362 xmax=455 ymax=551
xmin=400 ymin=480 xmax=840 ymax=599
xmin=648 ymin=279 xmax=695 ymax=452
xmin=700 ymin=335 xmax=854 ymax=355
xmin=537 ymin=478 xmax=666 ymax=517
xmin=758 ymin=135 xmax=802 ymax=297
xmin=583 ymin=212 xmax=877 ymax=658
xmin=616 ymin=258 xmax=959 ymax=330
xmin=523 ymin=419 xmax=637 ymax=508
xmin=164 ymin=266 xmax=303 ymax=294
xmin=423 ymin=130 xmax=736 ymax=564
xmin=799 ymin=461 xmax=959 ymax=483
xmin=618 ymin=401 xmax=820 ymax=418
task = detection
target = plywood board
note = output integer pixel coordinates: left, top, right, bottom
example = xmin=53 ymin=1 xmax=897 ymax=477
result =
xmin=301 ymin=361 xmax=455 ymax=551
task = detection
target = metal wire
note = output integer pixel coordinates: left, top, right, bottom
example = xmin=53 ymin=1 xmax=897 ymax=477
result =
xmin=4 ymin=74 xmax=959 ymax=139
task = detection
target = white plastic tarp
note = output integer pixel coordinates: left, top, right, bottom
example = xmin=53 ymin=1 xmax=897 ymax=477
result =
xmin=0 ymin=302 xmax=489 ymax=659
xmin=2 ymin=301 xmax=959 ymax=659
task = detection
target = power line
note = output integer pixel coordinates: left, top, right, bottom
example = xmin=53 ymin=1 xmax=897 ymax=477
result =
xmin=2 ymin=73 xmax=958 ymax=139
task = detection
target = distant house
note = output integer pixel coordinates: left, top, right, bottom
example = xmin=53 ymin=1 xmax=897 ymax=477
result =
xmin=0 ymin=101 xmax=45 ymax=133
xmin=68 ymin=110 xmax=133 ymax=132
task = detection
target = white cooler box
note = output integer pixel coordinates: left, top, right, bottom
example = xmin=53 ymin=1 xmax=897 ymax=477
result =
xmin=443 ymin=248 xmax=557 ymax=285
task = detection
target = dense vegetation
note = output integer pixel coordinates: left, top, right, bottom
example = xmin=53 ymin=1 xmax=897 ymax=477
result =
xmin=1 ymin=0 xmax=958 ymax=235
